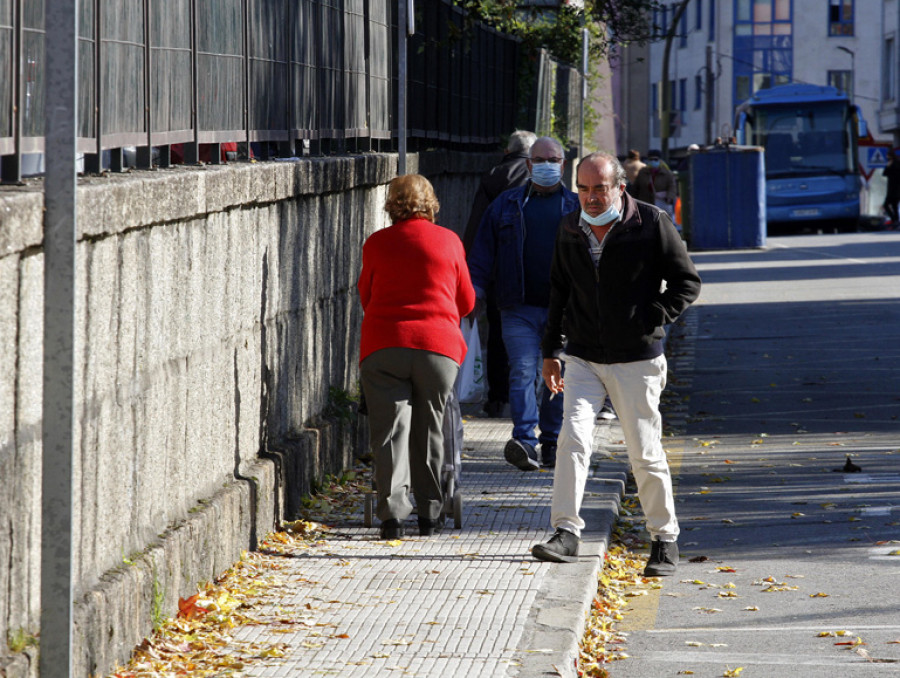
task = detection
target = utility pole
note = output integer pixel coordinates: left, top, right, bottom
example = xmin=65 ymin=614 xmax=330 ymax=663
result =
xmin=660 ymin=0 xmax=691 ymax=161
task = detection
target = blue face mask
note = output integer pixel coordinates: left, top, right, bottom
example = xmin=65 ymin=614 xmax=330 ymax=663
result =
xmin=581 ymin=202 xmax=620 ymax=227
xmin=648 ymin=160 xmax=661 ymax=169
xmin=531 ymin=162 xmax=562 ymax=187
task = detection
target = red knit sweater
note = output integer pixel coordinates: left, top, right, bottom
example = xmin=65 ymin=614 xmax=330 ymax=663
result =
xmin=358 ymin=218 xmax=476 ymax=365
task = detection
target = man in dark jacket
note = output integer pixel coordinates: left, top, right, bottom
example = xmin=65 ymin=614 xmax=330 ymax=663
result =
xmin=468 ymin=136 xmax=580 ymax=471
xmin=532 ymin=152 xmax=701 ymax=577
xmin=463 ymin=131 xmax=536 ymax=418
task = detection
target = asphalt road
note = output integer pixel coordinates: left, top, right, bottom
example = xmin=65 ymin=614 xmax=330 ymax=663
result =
xmin=611 ymin=231 xmax=900 ymax=677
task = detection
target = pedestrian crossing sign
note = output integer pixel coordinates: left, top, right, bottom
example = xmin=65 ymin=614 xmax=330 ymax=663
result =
xmin=867 ymin=146 xmax=889 ymax=168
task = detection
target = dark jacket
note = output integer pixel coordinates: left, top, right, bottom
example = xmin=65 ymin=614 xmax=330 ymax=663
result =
xmin=468 ymin=182 xmax=580 ymax=308
xmin=463 ymin=153 xmax=532 ymax=253
xmin=542 ymin=192 xmax=701 ymax=364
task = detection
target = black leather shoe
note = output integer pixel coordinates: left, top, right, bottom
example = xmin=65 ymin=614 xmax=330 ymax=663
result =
xmin=532 ymin=529 xmax=580 ymax=563
xmin=644 ymin=539 xmax=678 ymax=576
xmin=418 ymin=517 xmax=441 ymax=536
xmin=380 ymin=519 xmax=404 ymax=540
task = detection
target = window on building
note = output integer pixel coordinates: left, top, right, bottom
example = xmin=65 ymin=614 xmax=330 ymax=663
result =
xmin=709 ymin=0 xmax=715 ymax=41
xmin=732 ymin=0 xmax=793 ymax=108
xmin=679 ymin=78 xmax=687 ymax=112
xmin=696 ymin=0 xmax=703 ymax=31
xmin=884 ymin=37 xmax=895 ymax=101
xmin=829 ymin=0 xmax=854 ymax=37
xmin=695 ymin=74 xmax=703 ymax=110
xmin=679 ymin=6 xmax=688 ymax=47
xmin=827 ymin=70 xmax=852 ymax=99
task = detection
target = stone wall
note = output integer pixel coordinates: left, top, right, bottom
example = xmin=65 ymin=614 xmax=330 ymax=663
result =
xmin=0 ymin=149 xmax=495 ymax=677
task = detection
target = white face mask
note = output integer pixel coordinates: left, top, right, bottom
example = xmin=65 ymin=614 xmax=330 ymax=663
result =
xmin=530 ymin=162 xmax=562 ymax=187
xmin=581 ymin=202 xmax=620 ymax=227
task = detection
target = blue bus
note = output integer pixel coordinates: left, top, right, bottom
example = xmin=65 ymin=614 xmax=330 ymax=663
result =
xmin=734 ymin=84 xmax=866 ymax=231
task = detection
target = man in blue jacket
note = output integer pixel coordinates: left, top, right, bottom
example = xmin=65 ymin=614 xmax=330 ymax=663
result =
xmin=468 ymin=136 xmax=580 ymax=470
xmin=533 ymin=152 xmax=701 ymax=576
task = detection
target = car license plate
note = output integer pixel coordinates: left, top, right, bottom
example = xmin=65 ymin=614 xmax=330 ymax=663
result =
xmin=792 ymin=208 xmax=820 ymax=217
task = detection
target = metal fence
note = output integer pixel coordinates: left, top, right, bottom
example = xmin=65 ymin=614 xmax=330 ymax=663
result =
xmin=0 ymin=0 xmax=582 ymax=182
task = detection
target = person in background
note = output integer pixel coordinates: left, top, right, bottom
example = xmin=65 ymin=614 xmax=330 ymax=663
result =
xmin=632 ymin=149 xmax=677 ymax=220
xmin=464 ymin=130 xmax=538 ymax=418
xmin=358 ymin=175 xmax=476 ymax=539
xmin=468 ymin=136 xmax=580 ymax=470
xmin=883 ymin=149 xmax=900 ymax=227
xmin=623 ymin=149 xmax=645 ymax=196
xmin=532 ymin=152 xmax=701 ymax=577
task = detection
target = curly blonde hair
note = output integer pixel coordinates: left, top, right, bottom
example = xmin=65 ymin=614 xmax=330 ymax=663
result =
xmin=384 ymin=174 xmax=440 ymax=223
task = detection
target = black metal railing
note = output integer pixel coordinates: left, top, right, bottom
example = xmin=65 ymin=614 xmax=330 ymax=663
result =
xmin=0 ymin=0 xmax=582 ymax=182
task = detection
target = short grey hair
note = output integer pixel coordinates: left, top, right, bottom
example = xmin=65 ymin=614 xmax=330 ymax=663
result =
xmin=506 ymin=130 xmax=537 ymax=154
xmin=529 ymin=136 xmax=565 ymax=158
xmin=578 ymin=152 xmax=627 ymax=186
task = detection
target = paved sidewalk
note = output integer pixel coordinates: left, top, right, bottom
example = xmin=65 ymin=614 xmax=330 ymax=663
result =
xmin=230 ymin=415 xmax=629 ymax=678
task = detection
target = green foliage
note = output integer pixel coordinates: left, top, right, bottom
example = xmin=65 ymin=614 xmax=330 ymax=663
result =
xmin=7 ymin=628 xmax=38 ymax=654
xmin=451 ymin=0 xmax=668 ymax=62
xmin=323 ymin=386 xmax=359 ymax=425
xmin=151 ymin=570 xmax=166 ymax=631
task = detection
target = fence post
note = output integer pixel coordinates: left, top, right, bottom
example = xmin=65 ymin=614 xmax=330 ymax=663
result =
xmin=397 ymin=0 xmax=410 ymax=174
xmin=0 ymin=0 xmax=23 ymax=183
xmin=183 ymin=0 xmax=199 ymax=164
xmin=135 ymin=0 xmax=153 ymax=168
xmin=40 ymin=0 xmax=79 ymax=675
xmin=83 ymin=0 xmax=102 ymax=173
xmin=243 ymin=0 xmax=250 ymax=161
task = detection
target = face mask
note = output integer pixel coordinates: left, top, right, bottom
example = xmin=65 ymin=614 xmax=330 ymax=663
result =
xmin=531 ymin=162 xmax=562 ymax=187
xmin=648 ymin=160 xmax=661 ymax=169
xmin=581 ymin=202 xmax=620 ymax=227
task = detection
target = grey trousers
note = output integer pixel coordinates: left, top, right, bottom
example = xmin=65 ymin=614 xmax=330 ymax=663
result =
xmin=360 ymin=347 xmax=459 ymax=523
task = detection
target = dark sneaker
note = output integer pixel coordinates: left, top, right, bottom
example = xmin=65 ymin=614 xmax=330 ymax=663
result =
xmin=418 ymin=517 xmax=441 ymax=537
xmin=540 ymin=444 xmax=557 ymax=468
xmin=504 ymin=438 xmax=540 ymax=471
xmin=644 ymin=539 xmax=678 ymax=576
xmin=532 ymin=529 xmax=580 ymax=563
xmin=483 ymin=400 xmax=506 ymax=418
xmin=380 ymin=519 xmax=405 ymax=540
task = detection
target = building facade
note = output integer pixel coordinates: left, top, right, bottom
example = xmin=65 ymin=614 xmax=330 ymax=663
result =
xmin=625 ymin=0 xmax=889 ymax=158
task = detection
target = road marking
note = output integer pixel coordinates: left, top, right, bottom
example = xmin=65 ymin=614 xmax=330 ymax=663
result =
xmin=644 ymin=624 xmax=900 ymax=633
xmin=844 ymin=474 xmax=900 ymax=484
xmin=635 ymin=650 xmax=893 ymax=666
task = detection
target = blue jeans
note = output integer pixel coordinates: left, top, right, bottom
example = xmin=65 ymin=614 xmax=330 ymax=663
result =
xmin=500 ymin=305 xmax=563 ymax=449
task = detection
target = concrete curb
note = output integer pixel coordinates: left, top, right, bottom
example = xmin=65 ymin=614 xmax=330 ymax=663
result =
xmin=513 ymin=463 xmax=628 ymax=678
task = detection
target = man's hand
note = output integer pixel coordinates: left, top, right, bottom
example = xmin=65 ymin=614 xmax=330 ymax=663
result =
xmin=542 ymin=358 xmax=564 ymax=395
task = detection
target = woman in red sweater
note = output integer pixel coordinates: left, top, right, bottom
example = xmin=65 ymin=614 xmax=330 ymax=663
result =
xmin=358 ymin=174 xmax=476 ymax=539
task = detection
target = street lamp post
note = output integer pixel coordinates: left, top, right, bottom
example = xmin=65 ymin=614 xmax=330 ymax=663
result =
xmin=836 ymin=45 xmax=855 ymax=101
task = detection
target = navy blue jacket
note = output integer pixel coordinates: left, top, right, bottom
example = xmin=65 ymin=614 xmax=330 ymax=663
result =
xmin=467 ymin=181 xmax=580 ymax=309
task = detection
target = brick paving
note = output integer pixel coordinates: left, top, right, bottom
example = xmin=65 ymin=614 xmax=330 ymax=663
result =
xmin=230 ymin=414 xmax=629 ymax=678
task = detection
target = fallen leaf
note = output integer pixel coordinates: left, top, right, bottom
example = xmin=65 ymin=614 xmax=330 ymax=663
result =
xmin=723 ymin=667 xmax=743 ymax=677
xmin=810 ymin=592 xmax=829 ymax=598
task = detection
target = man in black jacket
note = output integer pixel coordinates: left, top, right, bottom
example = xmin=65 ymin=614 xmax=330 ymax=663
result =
xmin=531 ymin=152 xmax=701 ymax=576
xmin=463 ymin=131 xmax=537 ymax=418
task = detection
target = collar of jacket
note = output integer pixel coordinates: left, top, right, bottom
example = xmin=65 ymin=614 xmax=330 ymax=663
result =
xmin=562 ymin=190 xmax=644 ymax=235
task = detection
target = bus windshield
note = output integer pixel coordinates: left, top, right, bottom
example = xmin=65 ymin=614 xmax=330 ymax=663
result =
xmin=747 ymin=103 xmax=854 ymax=177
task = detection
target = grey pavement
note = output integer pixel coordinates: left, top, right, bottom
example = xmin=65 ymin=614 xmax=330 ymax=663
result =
xmin=612 ymin=231 xmax=900 ymax=677
xmin=228 ymin=411 xmax=636 ymax=677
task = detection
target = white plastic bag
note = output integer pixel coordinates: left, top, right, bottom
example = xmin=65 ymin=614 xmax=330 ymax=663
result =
xmin=456 ymin=317 xmax=484 ymax=404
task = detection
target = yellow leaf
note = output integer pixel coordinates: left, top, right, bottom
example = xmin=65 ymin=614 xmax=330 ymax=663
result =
xmin=723 ymin=668 xmax=743 ymax=677
xmin=810 ymin=592 xmax=829 ymax=598
xmin=385 ymin=539 xmax=403 ymax=546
